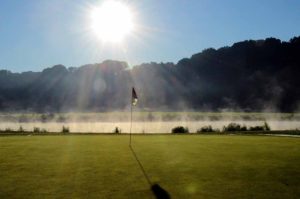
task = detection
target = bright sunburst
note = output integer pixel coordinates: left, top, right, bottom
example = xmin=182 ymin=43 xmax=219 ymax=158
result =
xmin=90 ymin=1 xmax=134 ymax=43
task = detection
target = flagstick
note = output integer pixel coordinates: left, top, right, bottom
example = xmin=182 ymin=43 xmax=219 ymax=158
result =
xmin=128 ymin=88 xmax=157 ymax=192
xmin=130 ymin=96 xmax=133 ymax=146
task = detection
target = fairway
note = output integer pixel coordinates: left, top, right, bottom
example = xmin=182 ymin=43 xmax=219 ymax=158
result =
xmin=0 ymin=135 xmax=300 ymax=199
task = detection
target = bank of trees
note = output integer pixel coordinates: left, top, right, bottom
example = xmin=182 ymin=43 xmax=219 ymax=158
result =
xmin=0 ymin=36 xmax=299 ymax=112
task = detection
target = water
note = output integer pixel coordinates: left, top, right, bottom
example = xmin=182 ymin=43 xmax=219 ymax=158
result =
xmin=1 ymin=120 xmax=299 ymax=133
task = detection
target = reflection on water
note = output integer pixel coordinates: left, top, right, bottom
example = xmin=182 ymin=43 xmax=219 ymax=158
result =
xmin=0 ymin=120 xmax=299 ymax=133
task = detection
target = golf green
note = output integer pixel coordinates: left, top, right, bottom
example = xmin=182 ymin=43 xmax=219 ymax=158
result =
xmin=0 ymin=135 xmax=299 ymax=199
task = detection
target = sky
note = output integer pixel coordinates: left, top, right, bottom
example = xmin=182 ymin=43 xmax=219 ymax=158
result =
xmin=0 ymin=0 xmax=300 ymax=72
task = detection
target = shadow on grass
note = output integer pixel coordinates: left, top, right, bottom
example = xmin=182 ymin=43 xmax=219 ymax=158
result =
xmin=129 ymin=145 xmax=171 ymax=199
xmin=151 ymin=183 xmax=171 ymax=199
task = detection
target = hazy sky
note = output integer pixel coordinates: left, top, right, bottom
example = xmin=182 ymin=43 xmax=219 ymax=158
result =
xmin=1 ymin=0 xmax=300 ymax=72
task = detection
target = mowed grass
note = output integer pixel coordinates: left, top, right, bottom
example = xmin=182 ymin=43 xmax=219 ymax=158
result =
xmin=0 ymin=135 xmax=300 ymax=199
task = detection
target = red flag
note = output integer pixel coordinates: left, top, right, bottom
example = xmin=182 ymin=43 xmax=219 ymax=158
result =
xmin=132 ymin=87 xmax=138 ymax=106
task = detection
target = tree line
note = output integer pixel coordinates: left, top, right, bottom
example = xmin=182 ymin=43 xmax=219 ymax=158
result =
xmin=0 ymin=36 xmax=299 ymax=112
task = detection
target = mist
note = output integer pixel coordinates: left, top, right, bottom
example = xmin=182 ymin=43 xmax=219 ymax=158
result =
xmin=0 ymin=112 xmax=299 ymax=133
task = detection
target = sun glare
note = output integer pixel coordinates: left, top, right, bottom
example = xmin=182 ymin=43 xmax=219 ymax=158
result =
xmin=90 ymin=1 xmax=134 ymax=43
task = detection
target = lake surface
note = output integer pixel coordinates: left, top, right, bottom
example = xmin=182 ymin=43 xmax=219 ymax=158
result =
xmin=0 ymin=120 xmax=299 ymax=133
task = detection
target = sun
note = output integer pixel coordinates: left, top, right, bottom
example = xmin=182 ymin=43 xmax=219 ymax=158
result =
xmin=90 ymin=1 xmax=134 ymax=43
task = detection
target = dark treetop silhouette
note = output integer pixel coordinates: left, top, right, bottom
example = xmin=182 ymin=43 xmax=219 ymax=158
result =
xmin=0 ymin=36 xmax=299 ymax=112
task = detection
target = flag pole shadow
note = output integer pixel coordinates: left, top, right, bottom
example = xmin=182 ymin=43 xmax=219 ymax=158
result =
xmin=151 ymin=183 xmax=171 ymax=199
xmin=129 ymin=145 xmax=171 ymax=199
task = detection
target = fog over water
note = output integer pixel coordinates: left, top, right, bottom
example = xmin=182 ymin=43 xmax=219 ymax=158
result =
xmin=1 ymin=120 xmax=299 ymax=133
